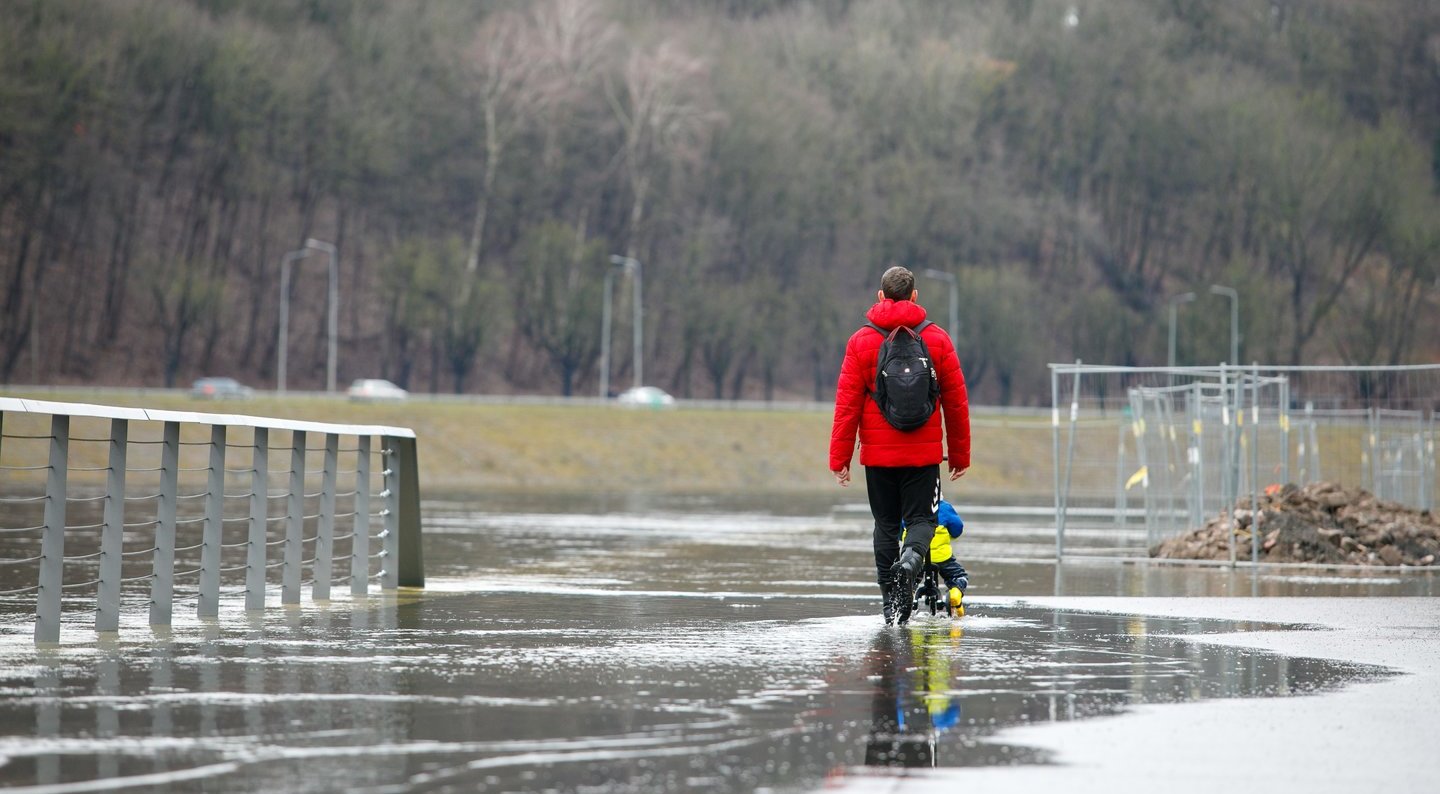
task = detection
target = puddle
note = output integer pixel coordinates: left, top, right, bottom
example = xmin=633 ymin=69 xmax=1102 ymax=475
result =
xmin=0 ymin=591 xmax=1387 ymax=792
xmin=0 ymin=497 xmax=1405 ymax=791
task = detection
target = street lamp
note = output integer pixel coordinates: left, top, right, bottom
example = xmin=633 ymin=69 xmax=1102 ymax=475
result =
xmin=921 ymin=268 xmax=959 ymax=342
xmin=1167 ymin=291 xmax=1196 ymax=385
xmin=599 ymin=255 xmax=643 ymax=398
xmin=1209 ymin=284 xmax=1239 ymax=366
xmin=277 ymin=238 xmax=339 ymax=394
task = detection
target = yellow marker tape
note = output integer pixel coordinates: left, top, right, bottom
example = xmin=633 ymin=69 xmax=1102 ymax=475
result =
xmin=1125 ymin=466 xmax=1148 ymax=490
xmin=1193 ymin=419 xmax=1203 ymax=436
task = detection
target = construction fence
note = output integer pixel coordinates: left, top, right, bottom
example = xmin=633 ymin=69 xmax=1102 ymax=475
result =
xmin=1051 ymin=363 xmax=1440 ymax=560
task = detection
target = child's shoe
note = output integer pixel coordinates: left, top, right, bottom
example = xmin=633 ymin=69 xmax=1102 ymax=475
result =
xmin=948 ymin=587 xmax=965 ymax=617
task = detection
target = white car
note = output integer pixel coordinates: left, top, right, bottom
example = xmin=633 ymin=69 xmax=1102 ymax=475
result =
xmin=347 ymin=378 xmax=408 ymax=402
xmin=615 ymin=385 xmax=675 ymax=408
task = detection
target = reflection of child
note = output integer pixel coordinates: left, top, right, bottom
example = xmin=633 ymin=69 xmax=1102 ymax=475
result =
xmin=902 ymin=500 xmax=969 ymax=616
xmin=912 ymin=624 xmax=964 ymax=731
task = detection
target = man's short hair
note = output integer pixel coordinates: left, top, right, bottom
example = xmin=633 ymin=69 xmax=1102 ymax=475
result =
xmin=880 ymin=266 xmax=916 ymax=301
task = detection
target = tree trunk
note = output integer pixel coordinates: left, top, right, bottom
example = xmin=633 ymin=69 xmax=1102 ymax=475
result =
xmin=560 ymin=361 xmax=575 ymax=396
xmin=429 ymin=333 xmax=441 ymax=395
xmin=239 ymin=189 xmax=273 ymax=369
xmin=1 ymin=222 xmax=35 ymax=379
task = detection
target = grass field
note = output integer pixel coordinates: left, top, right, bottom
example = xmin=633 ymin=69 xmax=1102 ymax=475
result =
xmin=1 ymin=391 xmax=1061 ymax=497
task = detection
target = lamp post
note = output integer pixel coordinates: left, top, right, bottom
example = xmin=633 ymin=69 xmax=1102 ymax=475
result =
xmin=1209 ymin=284 xmax=1239 ymax=367
xmin=1167 ymin=291 xmax=1196 ymax=386
xmin=600 ymin=256 xmax=644 ymax=398
xmin=277 ymin=238 xmax=339 ymax=394
xmin=921 ymin=268 xmax=959 ymax=342
xmin=599 ymin=267 xmax=614 ymax=399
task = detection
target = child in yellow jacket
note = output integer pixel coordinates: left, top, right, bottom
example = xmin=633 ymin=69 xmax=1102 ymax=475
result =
xmin=901 ymin=499 xmax=969 ymax=615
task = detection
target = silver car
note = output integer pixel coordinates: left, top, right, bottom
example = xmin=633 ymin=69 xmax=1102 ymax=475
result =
xmin=347 ymin=379 xmax=408 ymax=402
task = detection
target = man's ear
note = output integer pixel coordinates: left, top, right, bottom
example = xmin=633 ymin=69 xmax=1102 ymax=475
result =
xmin=877 ymin=289 xmax=886 ymax=302
xmin=910 ymin=289 xmax=918 ymax=302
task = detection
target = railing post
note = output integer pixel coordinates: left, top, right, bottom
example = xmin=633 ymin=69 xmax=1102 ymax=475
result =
xmin=198 ymin=424 xmax=226 ymax=618
xmin=149 ymin=421 xmax=180 ymax=628
xmin=35 ymin=415 xmax=69 ymax=645
xmin=1113 ymin=421 xmax=1126 ymax=529
xmin=381 ymin=439 xmax=399 ymax=590
xmin=392 ymin=435 xmax=425 ymax=588
xmin=284 ymin=431 xmax=305 ymax=605
xmin=351 ymin=435 xmax=371 ymax=596
xmin=245 ymin=427 xmax=269 ymax=611
xmin=1427 ymin=410 xmax=1436 ymax=512
xmin=1251 ymin=363 xmax=1261 ymax=564
xmin=1280 ymin=376 xmax=1291 ymax=486
xmin=1426 ymin=410 xmax=1436 ymax=512
xmin=1057 ymin=360 xmax=1082 ymax=561
xmin=1306 ymin=401 xmax=1320 ymax=482
xmin=96 ymin=418 xmax=128 ymax=633
xmin=313 ymin=432 xmax=338 ymax=602
xmin=1189 ymin=381 xmax=1204 ymax=531
xmin=1050 ymin=367 xmax=1061 ymax=553
xmin=1364 ymin=407 xmax=1377 ymax=494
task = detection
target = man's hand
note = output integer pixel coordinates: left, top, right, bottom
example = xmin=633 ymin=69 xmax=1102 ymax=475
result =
xmin=949 ymin=466 xmax=968 ymax=482
xmin=833 ymin=466 xmax=851 ymax=487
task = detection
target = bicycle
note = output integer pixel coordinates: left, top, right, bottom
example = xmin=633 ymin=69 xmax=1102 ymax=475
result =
xmin=909 ymin=561 xmax=955 ymax=619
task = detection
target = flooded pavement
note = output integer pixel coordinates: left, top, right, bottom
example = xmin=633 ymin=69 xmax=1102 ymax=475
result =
xmin=0 ymin=493 xmax=1429 ymax=792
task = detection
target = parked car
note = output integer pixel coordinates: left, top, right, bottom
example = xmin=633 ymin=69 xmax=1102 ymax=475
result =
xmin=347 ymin=378 xmax=408 ymax=402
xmin=189 ymin=377 xmax=253 ymax=400
xmin=615 ymin=385 xmax=675 ymax=408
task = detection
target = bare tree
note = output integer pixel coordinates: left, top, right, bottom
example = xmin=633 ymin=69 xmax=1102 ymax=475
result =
xmin=149 ymin=257 xmax=225 ymax=388
xmin=606 ymin=38 xmax=719 ymax=259
xmin=533 ymin=0 xmax=613 ymax=86
xmin=442 ymin=10 xmax=553 ymax=392
xmin=531 ymin=0 xmax=616 ymax=167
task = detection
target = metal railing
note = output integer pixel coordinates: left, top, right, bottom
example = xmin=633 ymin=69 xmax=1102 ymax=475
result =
xmin=0 ymin=398 xmax=424 ymax=644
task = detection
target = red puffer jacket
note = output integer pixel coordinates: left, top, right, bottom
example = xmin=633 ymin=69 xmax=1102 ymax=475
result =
xmin=829 ymin=299 xmax=971 ymax=471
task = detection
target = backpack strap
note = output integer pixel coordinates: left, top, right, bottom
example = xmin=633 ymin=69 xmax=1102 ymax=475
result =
xmin=866 ymin=320 xmax=932 ymax=337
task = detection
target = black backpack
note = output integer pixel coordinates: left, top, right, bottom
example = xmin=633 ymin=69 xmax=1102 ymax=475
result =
xmin=866 ymin=320 xmax=939 ymax=431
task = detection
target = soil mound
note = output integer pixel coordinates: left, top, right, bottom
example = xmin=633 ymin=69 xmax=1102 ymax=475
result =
xmin=1150 ymin=481 xmax=1440 ymax=566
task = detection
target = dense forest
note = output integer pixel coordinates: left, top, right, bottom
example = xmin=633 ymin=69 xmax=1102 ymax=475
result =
xmin=2 ymin=0 xmax=1437 ymax=404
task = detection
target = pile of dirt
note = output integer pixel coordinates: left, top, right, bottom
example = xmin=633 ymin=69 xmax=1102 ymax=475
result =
xmin=1150 ymin=481 xmax=1440 ymax=566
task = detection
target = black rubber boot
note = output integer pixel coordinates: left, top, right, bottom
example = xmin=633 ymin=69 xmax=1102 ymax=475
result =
xmin=889 ymin=547 xmax=923 ymax=625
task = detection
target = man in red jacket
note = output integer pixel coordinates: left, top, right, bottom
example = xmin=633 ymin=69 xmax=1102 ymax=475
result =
xmin=830 ymin=266 xmax=971 ymax=625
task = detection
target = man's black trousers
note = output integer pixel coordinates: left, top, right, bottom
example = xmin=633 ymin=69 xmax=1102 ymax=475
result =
xmin=864 ymin=464 xmax=941 ymax=585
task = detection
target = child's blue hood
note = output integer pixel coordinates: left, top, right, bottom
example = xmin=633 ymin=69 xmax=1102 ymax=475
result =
xmin=937 ymin=500 xmax=963 ymax=535
xmin=899 ymin=500 xmax=964 ymax=534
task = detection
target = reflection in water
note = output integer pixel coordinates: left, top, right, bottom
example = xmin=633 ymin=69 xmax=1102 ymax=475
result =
xmin=34 ymin=654 xmax=58 ymax=786
xmin=97 ymin=646 xmax=120 ymax=780
xmin=0 ymin=592 xmax=1387 ymax=791
xmin=0 ymin=498 xmax=1407 ymax=791
xmin=862 ymin=626 xmax=965 ymax=768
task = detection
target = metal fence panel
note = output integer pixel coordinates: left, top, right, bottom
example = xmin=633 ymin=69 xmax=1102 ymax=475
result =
xmin=1054 ymin=364 xmax=1440 ymax=560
